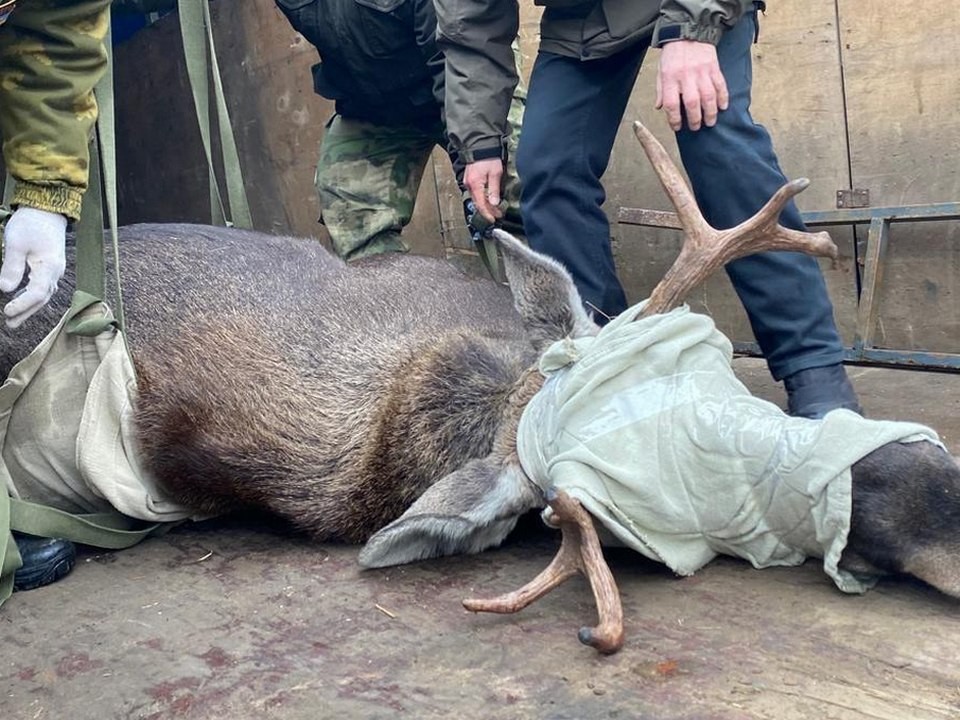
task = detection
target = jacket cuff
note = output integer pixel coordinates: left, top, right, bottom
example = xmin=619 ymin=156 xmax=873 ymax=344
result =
xmin=461 ymin=139 xmax=506 ymax=164
xmin=10 ymin=181 xmax=83 ymax=222
xmin=652 ymin=18 xmax=724 ymax=48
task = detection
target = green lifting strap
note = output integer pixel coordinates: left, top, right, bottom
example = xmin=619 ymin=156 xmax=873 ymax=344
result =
xmin=1 ymin=171 xmax=13 ymax=207
xmin=72 ymin=138 xmax=105 ymax=301
xmin=0 ymin=490 xmax=17 ymax=603
xmin=9 ymin=498 xmax=170 ymax=550
xmin=72 ymin=14 xmax=125 ymax=332
xmin=178 ymin=0 xmax=252 ymax=228
xmin=0 ymin=11 xmax=168 ymax=608
xmin=95 ymin=15 xmax=124 ymax=331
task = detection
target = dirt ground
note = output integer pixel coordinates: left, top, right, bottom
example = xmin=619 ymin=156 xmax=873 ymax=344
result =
xmin=3 ymin=358 xmax=960 ymax=720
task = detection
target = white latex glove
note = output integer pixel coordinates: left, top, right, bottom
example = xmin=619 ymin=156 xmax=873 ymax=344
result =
xmin=0 ymin=206 xmax=68 ymax=329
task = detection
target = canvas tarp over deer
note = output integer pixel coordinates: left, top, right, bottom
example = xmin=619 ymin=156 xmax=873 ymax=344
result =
xmin=0 ymin=296 xmax=196 ymax=524
xmin=511 ymin=300 xmax=940 ymax=594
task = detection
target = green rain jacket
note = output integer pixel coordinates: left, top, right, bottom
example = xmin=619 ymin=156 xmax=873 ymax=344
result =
xmin=435 ymin=0 xmax=756 ymax=162
xmin=0 ymin=0 xmax=111 ymax=221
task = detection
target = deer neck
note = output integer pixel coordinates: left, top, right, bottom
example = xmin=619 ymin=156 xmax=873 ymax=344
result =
xmin=360 ymin=333 xmax=537 ymax=505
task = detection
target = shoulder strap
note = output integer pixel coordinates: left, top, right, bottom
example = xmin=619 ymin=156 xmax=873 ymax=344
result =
xmin=178 ymin=0 xmax=252 ymax=228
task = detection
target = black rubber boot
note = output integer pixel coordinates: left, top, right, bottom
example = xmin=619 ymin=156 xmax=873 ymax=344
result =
xmin=12 ymin=533 xmax=77 ymax=592
xmin=783 ymin=364 xmax=863 ymax=419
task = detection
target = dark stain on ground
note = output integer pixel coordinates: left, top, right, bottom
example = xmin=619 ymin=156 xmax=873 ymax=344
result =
xmin=55 ymin=652 xmax=105 ymax=679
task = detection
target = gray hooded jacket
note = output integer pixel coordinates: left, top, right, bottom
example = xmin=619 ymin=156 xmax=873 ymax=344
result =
xmin=435 ymin=0 xmax=755 ymax=162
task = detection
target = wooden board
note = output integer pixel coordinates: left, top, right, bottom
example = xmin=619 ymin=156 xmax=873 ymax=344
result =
xmin=113 ymin=4 xmax=445 ymax=257
xmin=838 ymin=0 xmax=960 ymax=353
xmin=216 ymin=1 xmax=331 ymax=240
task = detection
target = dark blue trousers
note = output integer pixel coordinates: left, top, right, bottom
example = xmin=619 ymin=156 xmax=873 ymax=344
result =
xmin=516 ymin=8 xmax=844 ymax=380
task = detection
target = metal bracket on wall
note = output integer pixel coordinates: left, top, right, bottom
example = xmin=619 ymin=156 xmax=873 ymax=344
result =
xmin=617 ymin=201 xmax=960 ymax=371
xmin=836 ymin=188 xmax=870 ymax=209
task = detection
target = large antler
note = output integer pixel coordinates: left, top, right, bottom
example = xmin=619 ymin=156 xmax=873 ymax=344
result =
xmin=632 ymin=121 xmax=838 ymax=317
xmin=464 ymin=120 xmax=838 ymax=655
xmin=463 ymin=488 xmax=624 ymax=654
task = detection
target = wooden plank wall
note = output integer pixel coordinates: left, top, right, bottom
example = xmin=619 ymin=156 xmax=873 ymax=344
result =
xmin=513 ymin=0 xmax=959 ymax=354
xmin=837 ymin=1 xmax=960 ymax=353
xmin=113 ymin=2 xmax=445 ymax=256
xmin=111 ymin=1 xmax=959 ymax=354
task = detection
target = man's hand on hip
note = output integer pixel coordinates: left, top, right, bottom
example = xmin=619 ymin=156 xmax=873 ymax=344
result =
xmin=465 ymin=158 xmax=506 ymax=224
xmin=0 ymin=207 xmax=68 ymax=329
xmin=656 ymin=40 xmax=729 ymax=132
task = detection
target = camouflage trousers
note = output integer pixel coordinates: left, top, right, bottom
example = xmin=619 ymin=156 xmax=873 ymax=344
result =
xmin=316 ymin=92 xmax=525 ymax=262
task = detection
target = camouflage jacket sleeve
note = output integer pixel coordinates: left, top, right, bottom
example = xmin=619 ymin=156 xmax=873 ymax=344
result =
xmin=0 ymin=0 xmax=111 ymax=221
xmin=652 ymin=0 xmax=755 ymax=46
xmin=434 ymin=0 xmax=519 ymax=163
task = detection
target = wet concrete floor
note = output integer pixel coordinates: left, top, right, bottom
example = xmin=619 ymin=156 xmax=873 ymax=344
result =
xmin=3 ymin=358 xmax=960 ymax=720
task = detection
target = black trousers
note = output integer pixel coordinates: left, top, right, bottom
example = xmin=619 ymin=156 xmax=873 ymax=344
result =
xmin=516 ymin=9 xmax=844 ymax=380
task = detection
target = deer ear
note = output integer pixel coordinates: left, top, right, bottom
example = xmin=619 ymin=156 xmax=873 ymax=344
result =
xmin=358 ymin=457 xmax=543 ymax=569
xmin=491 ymin=229 xmax=599 ymax=350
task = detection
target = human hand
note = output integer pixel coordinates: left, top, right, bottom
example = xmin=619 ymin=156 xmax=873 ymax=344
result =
xmin=656 ymin=40 xmax=729 ymax=132
xmin=464 ymin=158 xmax=505 ymax=224
xmin=0 ymin=207 xmax=68 ymax=329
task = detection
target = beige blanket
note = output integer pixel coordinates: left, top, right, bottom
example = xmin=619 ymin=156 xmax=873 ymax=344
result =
xmin=1 ymin=299 xmax=196 ymax=523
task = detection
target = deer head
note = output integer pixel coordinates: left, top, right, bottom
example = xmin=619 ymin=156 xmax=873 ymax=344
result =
xmin=458 ymin=121 xmax=839 ymax=655
xmin=361 ymin=120 xmax=839 ymax=655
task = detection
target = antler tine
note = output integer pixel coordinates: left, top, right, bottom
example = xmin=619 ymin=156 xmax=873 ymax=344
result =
xmin=632 ymin=119 xmax=838 ymax=317
xmin=632 ymin=120 xmax=711 ymax=241
xmin=732 ymin=177 xmax=832 ymax=254
xmin=463 ymin=488 xmax=625 ymax=655
xmin=745 ymin=177 xmax=812 ymax=231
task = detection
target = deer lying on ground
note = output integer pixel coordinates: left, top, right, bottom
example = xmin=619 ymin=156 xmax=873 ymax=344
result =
xmin=1 ymin=123 xmax=958 ymax=655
